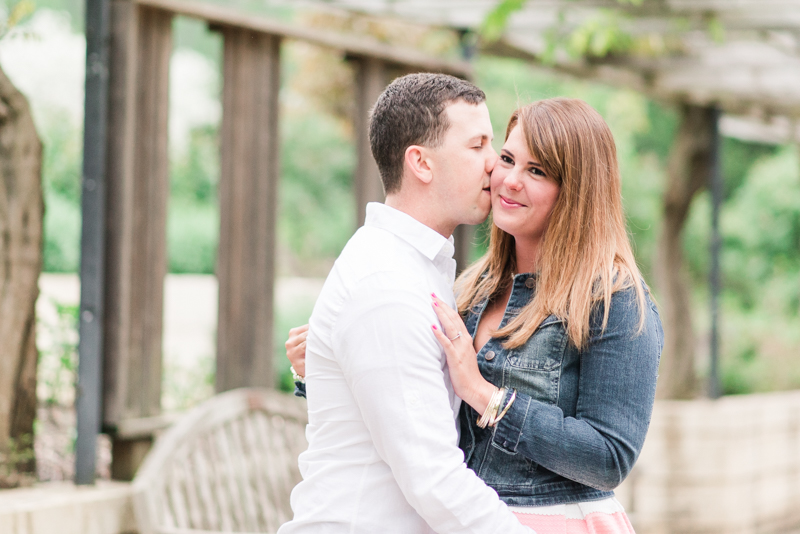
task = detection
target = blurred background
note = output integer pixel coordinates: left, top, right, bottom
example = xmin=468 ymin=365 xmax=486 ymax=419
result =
xmin=1 ymin=0 xmax=799 ymax=532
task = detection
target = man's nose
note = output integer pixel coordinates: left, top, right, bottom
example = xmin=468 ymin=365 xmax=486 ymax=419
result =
xmin=485 ymin=149 xmax=499 ymax=172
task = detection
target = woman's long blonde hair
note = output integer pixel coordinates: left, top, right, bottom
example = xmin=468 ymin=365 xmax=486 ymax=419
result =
xmin=456 ymin=98 xmax=646 ymax=350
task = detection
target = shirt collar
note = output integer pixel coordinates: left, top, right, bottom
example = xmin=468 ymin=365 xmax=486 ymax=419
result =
xmin=365 ymin=202 xmax=455 ymax=264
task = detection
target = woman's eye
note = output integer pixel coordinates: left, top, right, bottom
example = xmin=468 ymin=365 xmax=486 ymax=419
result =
xmin=500 ymin=155 xmax=513 ymax=164
xmin=529 ymin=167 xmax=546 ymax=177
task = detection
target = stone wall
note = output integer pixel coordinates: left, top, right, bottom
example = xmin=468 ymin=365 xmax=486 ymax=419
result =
xmin=616 ymin=391 xmax=800 ymax=534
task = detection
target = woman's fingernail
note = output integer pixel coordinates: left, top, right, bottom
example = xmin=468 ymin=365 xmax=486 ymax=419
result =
xmin=432 ymin=325 xmax=438 ymax=330
xmin=431 ymin=292 xmax=437 ymax=298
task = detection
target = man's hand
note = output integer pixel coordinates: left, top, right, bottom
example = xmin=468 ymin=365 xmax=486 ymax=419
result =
xmin=286 ymin=324 xmax=309 ymax=378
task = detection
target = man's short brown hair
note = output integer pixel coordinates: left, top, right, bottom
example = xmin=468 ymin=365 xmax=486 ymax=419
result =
xmin=369 ymin=73 xmax=486 ymax=195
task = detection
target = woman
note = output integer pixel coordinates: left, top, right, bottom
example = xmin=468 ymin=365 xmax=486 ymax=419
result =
xmin=288 ymin=98 xmax=663 ymax=533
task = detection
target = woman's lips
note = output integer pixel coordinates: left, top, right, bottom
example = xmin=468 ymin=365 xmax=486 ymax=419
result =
xmin=499 ymin=194 xmax=525 ymax=208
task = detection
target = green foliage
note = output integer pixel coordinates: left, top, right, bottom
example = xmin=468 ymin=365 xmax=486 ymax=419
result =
xmin=167 ymin=200 xmax=219 ymax=274
xmin=722 ymin=147 xmax=800 ymax=311
xmin=43 ymin=190 xmax=81 ymax=272
xmin=563 ymin=10 xmax=633 ymax=61
xmin=0 ymin=0 xmax=35 ymax=39
xmin=40 ymin=107 xmax=82 ymax=272
xmin=278 ymin=113 xmax=356 ymax=271
xmin=37 ymin=299 xmax=79 ymax=406
xmin=162 ymin=353 xmax=215 ymax=412
xmin=481 ymin=0 xmax=526 ymax=42
xmin=0 ymin=434 xmax=35 ymax=488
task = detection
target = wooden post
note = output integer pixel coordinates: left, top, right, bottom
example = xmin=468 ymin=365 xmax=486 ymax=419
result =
xmin=352 ymin=57 xmax=387 ymax=227
xmin=103 ymin=1 xmax=172 ymax=480
xmin=216 ymin=28 xmax=281 ymax=392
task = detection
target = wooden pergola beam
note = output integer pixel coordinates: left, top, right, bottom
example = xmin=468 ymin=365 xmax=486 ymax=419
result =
xmin=294 ymin=0 xmax=800 ymax=31
xmin=292 ymin=0 xmax=800 ymax=121
xmin=134 ymin=0 xmax=471 ymax=77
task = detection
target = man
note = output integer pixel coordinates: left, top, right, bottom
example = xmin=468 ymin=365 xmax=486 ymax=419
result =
xmin=278 ymin=74 xmax=531 ymax=534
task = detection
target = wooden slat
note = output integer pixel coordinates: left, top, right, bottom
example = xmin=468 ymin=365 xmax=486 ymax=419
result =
xmin=166 ymin=460 xmax=190 ymax=529
xmin=240 ymin=412 xmax=274 ymax=529
xmin=204 ymin=431 xmax=235 ymax=532
xmin=227 ymin=417 xmax=261 ymax=531
xmin=214 ymin=424 xmax=248 ymax=529
xmin=352 ymin=57 xmax=387 ymax=228
xmin=132 ymin=0 xmax=471 ymax=77
xmin=216 ymin=28 xmax=280 ymax=392
xmin=190 ymin=438 xmax=221 ymax=531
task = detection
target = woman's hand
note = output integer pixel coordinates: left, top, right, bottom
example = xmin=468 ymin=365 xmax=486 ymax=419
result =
xmin=430 ymin=294 xmax=496 ymax=414
xmin=285 ymin=324 xmax=309 ymax=378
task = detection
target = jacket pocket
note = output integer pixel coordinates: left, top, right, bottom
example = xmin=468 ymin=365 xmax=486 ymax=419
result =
xmin=477 ymin=434 xmax=538 ymax=488
xmin=507 ymin=315 xmax=567 ymax=371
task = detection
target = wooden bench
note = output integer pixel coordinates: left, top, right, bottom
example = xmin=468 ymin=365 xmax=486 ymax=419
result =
xmin=132 ymin=388 xmax=308 ymax=534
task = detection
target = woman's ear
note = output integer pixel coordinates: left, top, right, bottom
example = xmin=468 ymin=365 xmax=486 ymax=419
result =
xmin=404 ymin=145 xmax=433 ymax=185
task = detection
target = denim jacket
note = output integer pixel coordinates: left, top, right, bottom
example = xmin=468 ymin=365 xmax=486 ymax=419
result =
xmin=459 ymin=273 xmax=663 ymax=506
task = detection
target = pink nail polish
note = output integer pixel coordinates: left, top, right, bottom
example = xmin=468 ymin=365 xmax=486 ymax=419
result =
xmin=433 ymin=301 xmax=439 ymax=307
xmin=432 ymin=325 xmax=438 ymax=330
xmin=431 ymin=292 xmax=438 ymax=298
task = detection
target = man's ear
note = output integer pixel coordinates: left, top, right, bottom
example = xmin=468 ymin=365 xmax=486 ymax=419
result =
xmin=404 ymin=145 xmax=433 ymax=185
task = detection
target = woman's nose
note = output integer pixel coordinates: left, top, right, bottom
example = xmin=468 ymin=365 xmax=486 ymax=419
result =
xmin=505 ymin=172 xmax=523 ymax=191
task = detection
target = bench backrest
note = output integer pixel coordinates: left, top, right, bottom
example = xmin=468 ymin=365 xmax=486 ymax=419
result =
xmin=132 ymin=388 xmax=308 ymax=534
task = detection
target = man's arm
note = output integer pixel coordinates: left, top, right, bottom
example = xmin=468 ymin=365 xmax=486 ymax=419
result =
xmin=333 ymin=275 xmax=532 ymax=534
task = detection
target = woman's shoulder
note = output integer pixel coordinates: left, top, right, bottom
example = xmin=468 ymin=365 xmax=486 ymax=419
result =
xmin=591 ymin=278 xmax=659 ymax=332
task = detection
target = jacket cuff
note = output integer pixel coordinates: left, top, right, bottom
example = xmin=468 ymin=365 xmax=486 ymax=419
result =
xmin=294 ymin=381 xmax=307 ymax=398
xmin=492 ymin=390 xmax=530 ymax=453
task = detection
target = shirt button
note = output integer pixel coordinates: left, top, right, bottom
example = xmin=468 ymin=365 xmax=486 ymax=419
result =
xmin=525 ymin=278 xmax=536 ymax=289
xmin=485 ymin=351 xmax=496 ymax=361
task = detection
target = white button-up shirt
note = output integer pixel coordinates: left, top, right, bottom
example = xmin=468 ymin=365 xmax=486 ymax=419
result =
xmin=279 ymin=203 xmax=531 ymax=534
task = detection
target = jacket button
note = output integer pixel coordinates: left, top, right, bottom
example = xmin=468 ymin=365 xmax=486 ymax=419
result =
xmin=525 ymin=278 xmax=536 ymax=288
xmin=485 ymin=350 xmax=496 ymax=361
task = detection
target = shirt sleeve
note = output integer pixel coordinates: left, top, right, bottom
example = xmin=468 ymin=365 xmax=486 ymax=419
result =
xmin=332 ymin=273 xmax=532 ymax=534
xmin=491 ymin=286 xmax=664 ymax=491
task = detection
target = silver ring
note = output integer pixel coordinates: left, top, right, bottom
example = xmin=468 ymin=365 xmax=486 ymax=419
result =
xmin=448 ymin=331 xmax=461 ymax=341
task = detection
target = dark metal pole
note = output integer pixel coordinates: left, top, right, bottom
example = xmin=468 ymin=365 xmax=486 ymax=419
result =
xmin=708 ymin=106 xmax=723 ymax=399
xmin=76 ymin=0 xmax=110 ymax=485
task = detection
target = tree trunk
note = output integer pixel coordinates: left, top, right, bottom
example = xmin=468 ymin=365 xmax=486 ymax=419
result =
xmin=654 ymin=104 xmax=715 ymax=400
xmin=0 ymin=63 xmax=44 ymax=486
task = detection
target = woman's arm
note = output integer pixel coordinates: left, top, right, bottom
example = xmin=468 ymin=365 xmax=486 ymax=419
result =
xmin=432 ymin=287 xmax=663 ymax=491
xmin=491 ymin=287 xmax=663 ymax=490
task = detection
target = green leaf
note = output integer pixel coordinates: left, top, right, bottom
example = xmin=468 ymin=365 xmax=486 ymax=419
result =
xmin=707 ymin=15 xmax=725 ymax=43
xmin=1 ymin=0 xmax=35 ymax=40
xmin=481 ymin=0 xmax=526 ymax=42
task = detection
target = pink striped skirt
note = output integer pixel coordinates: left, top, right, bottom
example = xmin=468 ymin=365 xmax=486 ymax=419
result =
xmin=510 ymin=497 xmax=635 ymax=534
